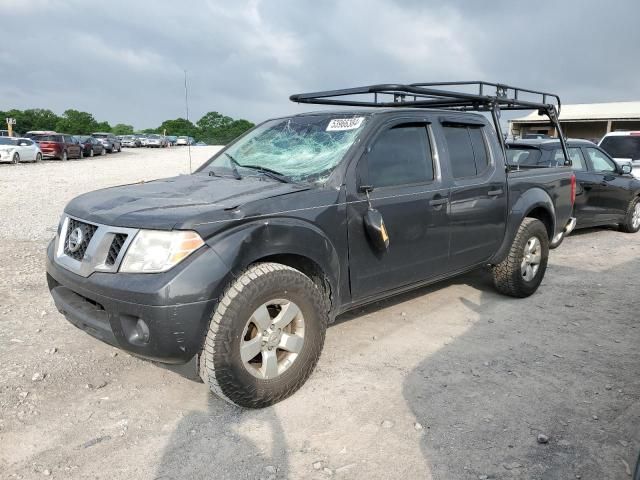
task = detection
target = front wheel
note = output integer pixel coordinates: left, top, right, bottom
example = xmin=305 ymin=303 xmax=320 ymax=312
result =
xmin=12 ymin=152 xmax=20 ymax=164
xmin=89 ymin=148 xmax=94 ymax=157
xmin=61 ymin=151 xmax=68 ymax=161
xmin=199 ymin=263 xmax=327 ymax=408
xmin=79 ymin=149 xmax=84 ymax=159
xmin=492 ymin=218 xmax=549 ymax=298
xmin=620 ymin=197 xmax=640 ymax=233
xmin=35 ymin=153 xmax=42 ymax=163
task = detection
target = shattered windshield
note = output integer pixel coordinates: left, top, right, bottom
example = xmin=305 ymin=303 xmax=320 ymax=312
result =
xmin=199 ymin=114 xmax=368 ymax=183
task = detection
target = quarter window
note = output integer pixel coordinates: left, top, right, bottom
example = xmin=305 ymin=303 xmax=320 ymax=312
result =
xmin=366 ymin=124 xmax=434 ymax=188
xmin=585 ymin=148 xmax=616 ymax=172
xmin=443 ymin=125 xmax=491 ymax=179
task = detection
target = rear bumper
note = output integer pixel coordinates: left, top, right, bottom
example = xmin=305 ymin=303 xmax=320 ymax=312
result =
xmin=46 ymin=240 xmax=231 ymax=364
xmin=552 ymin=216 xmax=577 ymax=244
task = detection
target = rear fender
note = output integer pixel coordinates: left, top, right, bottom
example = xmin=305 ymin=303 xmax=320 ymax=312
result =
xmin=489 ymin=188 xmax=555 ymax=265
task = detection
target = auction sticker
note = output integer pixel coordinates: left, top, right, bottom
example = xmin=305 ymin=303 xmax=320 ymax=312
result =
xmin=326 ymin=117 xmax=365 ymax=131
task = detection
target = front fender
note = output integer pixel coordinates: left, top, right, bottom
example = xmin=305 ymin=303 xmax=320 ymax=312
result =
xmin=206 ymin=218 xmax=342 ymax=303
xmin=490 ymin=187 xmax=556 ymax=265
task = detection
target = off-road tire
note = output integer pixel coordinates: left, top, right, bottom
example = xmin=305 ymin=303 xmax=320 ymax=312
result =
xmin=619 ymin=196 xmax=640 ymax=233
xmin=199 ymin=263 xmax=327 ymax=408
xmin=492 ymin=218 xmax=549 ymax=298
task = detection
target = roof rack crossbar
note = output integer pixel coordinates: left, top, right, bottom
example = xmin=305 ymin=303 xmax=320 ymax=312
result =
xmin=290 ymin=81 xmax=562 ymax=114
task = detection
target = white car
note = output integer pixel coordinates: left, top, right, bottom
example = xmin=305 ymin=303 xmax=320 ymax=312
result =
xmin=0 ymin=137 xmax=42 ymax=164
xmin=599 ymin=131 xmax=640 ymax=177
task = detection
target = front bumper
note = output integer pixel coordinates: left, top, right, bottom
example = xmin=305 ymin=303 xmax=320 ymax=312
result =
xmin=46 ymin=240 xmax=231 ymax=364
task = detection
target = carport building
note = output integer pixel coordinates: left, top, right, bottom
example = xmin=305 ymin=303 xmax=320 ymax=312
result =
xmin=509 ymin=101 xmax=640 ymax=142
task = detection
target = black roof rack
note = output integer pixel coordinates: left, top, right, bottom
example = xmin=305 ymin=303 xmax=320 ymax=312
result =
xmin=290 ymin=81 xmax=570 ymax=165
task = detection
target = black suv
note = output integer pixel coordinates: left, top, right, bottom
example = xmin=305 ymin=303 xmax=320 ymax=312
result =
xmin=47 ymin=82 xmax=575 ymax=407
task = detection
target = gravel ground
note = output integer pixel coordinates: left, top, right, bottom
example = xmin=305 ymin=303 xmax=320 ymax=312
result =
xmin=0 ymin=147 xmax=638 ymax=480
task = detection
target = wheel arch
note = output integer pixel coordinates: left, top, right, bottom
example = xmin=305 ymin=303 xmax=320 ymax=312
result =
xmin=206 ymin=219 xmax=342 ymax=318
xmin=490 ymin=187 xmax=555 ymax=265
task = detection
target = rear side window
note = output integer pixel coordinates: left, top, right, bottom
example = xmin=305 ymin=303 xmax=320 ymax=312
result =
xmin=366 ymin=124 xmax=434 ymax=188
xmin=553 ymin=148 xmax=587 ymax=171
xmin=600 ymin=136 xmax=640 ymax=160
xmin=443 ymin=125 xmax=491 ymax=179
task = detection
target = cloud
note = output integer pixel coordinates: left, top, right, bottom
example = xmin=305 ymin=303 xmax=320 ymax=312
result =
xmin=0 ymin=0 xmax=638 ymax=129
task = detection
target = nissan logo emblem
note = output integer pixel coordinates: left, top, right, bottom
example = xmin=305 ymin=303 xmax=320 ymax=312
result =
xmin=67 ymin=227 xmax=85 ymax=253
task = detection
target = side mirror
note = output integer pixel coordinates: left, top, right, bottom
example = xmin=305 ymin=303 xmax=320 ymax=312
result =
xmin=364 ymin=208 xmax=389 ymax=252
xmin=621 ymin=164 xmax=632 ymax=175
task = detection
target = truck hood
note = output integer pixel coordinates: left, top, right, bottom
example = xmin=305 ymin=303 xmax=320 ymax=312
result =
xmin=65 ymin=173 xmax=309 ymax=230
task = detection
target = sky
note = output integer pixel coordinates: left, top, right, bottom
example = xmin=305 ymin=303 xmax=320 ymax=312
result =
xmin=1 ymin=0 xmax=639 ymax=129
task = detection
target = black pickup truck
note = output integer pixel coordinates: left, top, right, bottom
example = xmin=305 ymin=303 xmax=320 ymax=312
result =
xmin=46 ymin=82 xmax=576 ymax=407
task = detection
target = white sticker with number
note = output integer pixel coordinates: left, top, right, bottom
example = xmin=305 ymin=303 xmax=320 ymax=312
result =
xmin=326 ymin=117 xmax=365 ymax=131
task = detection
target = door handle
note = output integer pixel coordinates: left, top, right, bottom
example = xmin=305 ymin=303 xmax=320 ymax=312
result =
xmin=429 ymin=197 xmax=448 ymax=207
xmin=488 ymin=189 xmax=504 ymax=196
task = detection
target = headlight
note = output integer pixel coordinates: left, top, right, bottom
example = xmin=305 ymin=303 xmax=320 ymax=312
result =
xmin=120 ymin=230 xmax=204 ymax=273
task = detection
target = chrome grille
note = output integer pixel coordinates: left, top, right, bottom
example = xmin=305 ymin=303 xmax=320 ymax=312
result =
xmin=63 ymin=219 xmax=98 ymax=261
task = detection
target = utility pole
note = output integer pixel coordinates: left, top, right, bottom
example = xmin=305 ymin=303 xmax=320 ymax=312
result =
xmin=5 ymin=117 xmax=16 ymax=137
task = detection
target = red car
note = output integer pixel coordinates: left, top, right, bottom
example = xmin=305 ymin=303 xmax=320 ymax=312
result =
xmin=29 ymin=132 xmax=82 ymax=160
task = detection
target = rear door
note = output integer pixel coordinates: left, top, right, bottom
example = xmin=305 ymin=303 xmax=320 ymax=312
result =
xmin=441 ymin=120 xmax=507 ymax=271
xmin=347 ymin=120 xmax=451 ymax=300
xmin=551 ymin=147 xmax=593 ymax=224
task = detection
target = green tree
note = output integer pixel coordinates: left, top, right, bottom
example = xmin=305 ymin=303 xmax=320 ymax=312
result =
xmin=195 ymin=111 xmax=253 ymax=144
xmin=158 ymin=118 xmax=196 ymax=137
xmin=55 ymin=109 xmax=100 ymax=134
xmin=3 ymin=108 xmax=60 ymax=134
xmin=111 ymin=123 xmax=134 ymax=135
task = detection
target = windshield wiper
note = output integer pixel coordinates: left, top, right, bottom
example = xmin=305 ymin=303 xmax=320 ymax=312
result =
xmin=223 ymin=152 xmax=242 ymax=180
xmin=239 ymin=164 xmax=290 ymax=183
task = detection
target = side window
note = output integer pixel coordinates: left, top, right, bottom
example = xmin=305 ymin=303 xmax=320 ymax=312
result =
xmin=366 ymin=124 xmax=434 ymax=188
xmin=443 ymin=125 xmax=491 ymax=179
xmin=553 ymin=148 xmax=587 ymax=171
xmin=468 ymin=127 xmax=489 ymax=173
xmin=585 ymin=148 xmax=616 ymax=172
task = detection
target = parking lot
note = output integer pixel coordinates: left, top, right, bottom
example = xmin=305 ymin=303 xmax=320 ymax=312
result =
xmin=0 ymin=147 xmax=638 ymax=479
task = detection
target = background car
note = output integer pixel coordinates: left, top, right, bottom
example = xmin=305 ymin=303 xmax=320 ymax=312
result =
xmin=30 ymin=133 xmax=82 ymax=160
xmin=165 ymin=135 xmax=177 ymax=146
xmin=92 ymin=132 xmax=121 ymax=153
xmin=0 ymin=137 xmax=42 ymax=163
xmin=175 ymin=136 xmax=194 ymax=146
xmin=145 ymin=134 xmax=167 ymax=148
xmin=507 ymin=138 xmax=640 ymax=238
xmin=121 ymin=135 xmax=142 ymax=148
xmin=76 ymin=136 xmax=105 ymax=157
xmin=599 ymin=131 xmax=640 ymax=175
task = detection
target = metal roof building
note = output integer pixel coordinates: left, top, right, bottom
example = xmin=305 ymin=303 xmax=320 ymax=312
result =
xmin=509 ymin=101 xmax=640 ymax=141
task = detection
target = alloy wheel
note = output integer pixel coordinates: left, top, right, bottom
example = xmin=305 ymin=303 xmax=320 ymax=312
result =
xmin=521 ymin=236 xmax=542 ymax=281
xmin=240 ymin=299 xmax=305 ymax=380
xmin=633 ymin=203 xmax=640 ymax=230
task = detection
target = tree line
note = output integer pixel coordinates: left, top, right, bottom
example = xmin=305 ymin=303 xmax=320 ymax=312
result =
xmin=1 ymin=108 xmax=255 ymax=145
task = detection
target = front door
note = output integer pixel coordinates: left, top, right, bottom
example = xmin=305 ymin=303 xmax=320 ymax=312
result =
xmin=347 ymin=121 xmax=450 ymax=301
xmin=582 ymin=146 xmax=630 ymax=222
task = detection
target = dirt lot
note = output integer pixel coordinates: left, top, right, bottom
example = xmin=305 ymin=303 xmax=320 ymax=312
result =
xmin=0 ymin=147 xmax=638 ymax=480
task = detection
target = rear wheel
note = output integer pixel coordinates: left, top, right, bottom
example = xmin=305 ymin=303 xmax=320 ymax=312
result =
xmin=12 ymin=152 xmax=19 ymax=164
xmin=492 ymin=218 xmax=549 ymax=298
xmin=79 ymin=149 xmax=84 ymax=159
xmin=620 ymin=197 xmax=640 ymax=233
xmin=35 ymin=153 xmax=42 ymax=163
xmin=89 ymin=148 xmax=94 ymax=157
xmin=101 ymin=147 xmax=106 ymax=156
xmin=61 ymin=151 xmax=68 ymax=161
xmin=199 ymin=263 xmax=327 ymax=408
